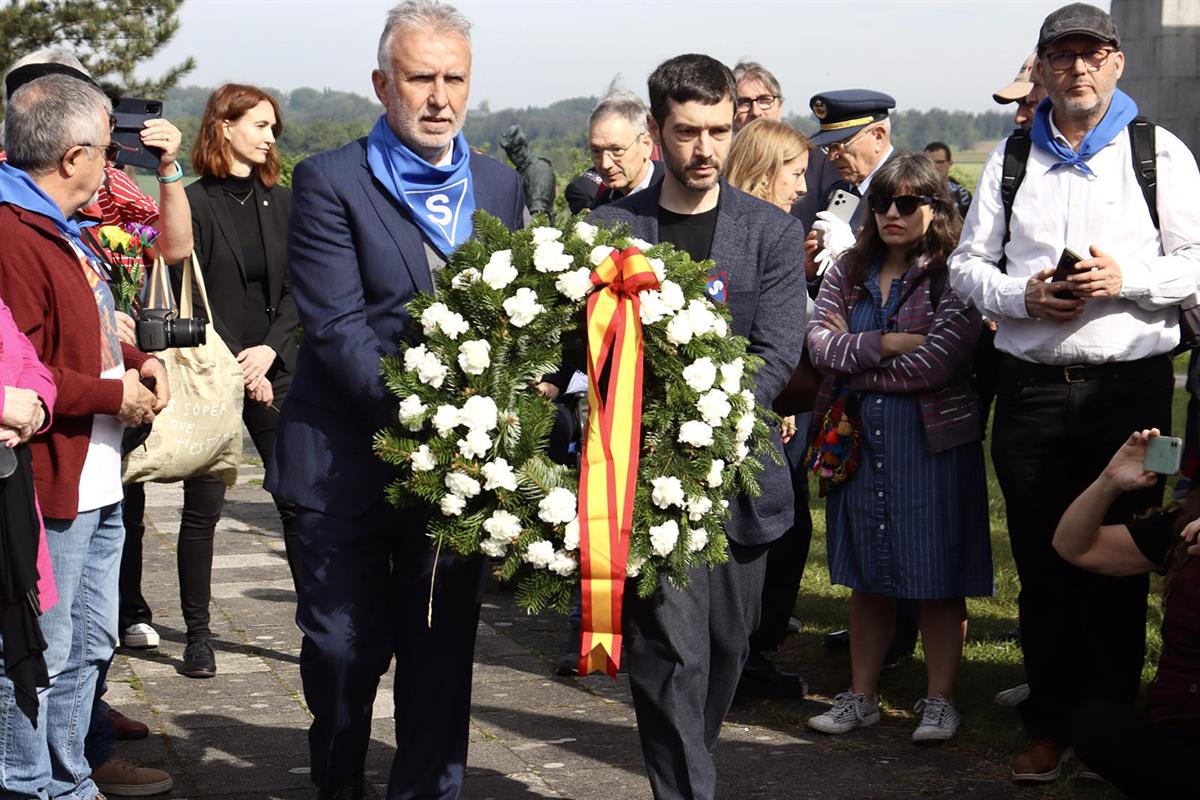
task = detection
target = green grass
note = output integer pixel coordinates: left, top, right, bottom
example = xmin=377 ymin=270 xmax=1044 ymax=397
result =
xmin=776 ymin=385 xmax=1187 ymax=794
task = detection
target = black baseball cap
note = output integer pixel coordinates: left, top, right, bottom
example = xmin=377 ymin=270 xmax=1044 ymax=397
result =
xmin=1037 ymin=3 xmax=1120 ymax=52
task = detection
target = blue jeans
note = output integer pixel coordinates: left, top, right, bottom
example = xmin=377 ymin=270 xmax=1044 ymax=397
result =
xmin=0 ymin=502 xmax=124 ymax=800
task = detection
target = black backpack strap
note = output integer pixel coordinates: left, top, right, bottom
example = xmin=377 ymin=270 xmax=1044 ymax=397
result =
xmin=997 ymin=128 xmax=1032 ymax=276
xmin=929 ymin=269 xmax=947 ymax=310
xmin=1128 ymin=116 xmax=1159 ymax=230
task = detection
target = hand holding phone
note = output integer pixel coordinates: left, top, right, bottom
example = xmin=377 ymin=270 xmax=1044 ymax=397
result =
xmin=1051 ymin=248 xmax=1083 ymax=300
xmin=1143 ymin=434 xmax=1183 ymax=475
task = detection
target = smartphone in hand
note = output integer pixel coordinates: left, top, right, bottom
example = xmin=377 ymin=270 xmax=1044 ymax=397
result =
xmin=1144 ymin=435 xmax=1183 ymax=475
xmin=1051 ymin=248 xmax=1083 ymax=299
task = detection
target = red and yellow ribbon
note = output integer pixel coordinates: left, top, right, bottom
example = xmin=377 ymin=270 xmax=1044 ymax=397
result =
xmin=578 ymin=247 xmax=659 ymax=677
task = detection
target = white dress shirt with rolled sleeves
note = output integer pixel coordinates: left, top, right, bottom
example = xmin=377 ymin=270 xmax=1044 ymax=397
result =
xmin=949 ymin=117 xmax=1200 ymax=365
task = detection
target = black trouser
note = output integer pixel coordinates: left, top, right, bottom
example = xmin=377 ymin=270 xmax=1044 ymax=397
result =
xmin=1071 ymin=701 xmax=1200 ymax=798
xmin=991 ymin=354 xmax=1171 ymax=743
xmin=119 ymin=379 xmax=299 ymax=638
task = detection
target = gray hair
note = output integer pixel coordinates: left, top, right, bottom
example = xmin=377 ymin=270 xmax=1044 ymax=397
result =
xmin=6 ymin=74 xmax=111 ymax=175
xmin=589 ymin=81 xmax=648 ymax=134
xmin=377 ymin=0 xmax=472 ymax=75
xmin=732 ymin=60 xmax=783 ymax=100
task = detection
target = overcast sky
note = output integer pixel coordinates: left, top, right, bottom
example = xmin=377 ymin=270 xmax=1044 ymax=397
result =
xmin=140 ymin=0 xmax=1111 ymax=115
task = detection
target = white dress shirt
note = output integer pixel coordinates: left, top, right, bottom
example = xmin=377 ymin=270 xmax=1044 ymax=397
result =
xmin=949 ymin=118 xmax=1200 ymax=365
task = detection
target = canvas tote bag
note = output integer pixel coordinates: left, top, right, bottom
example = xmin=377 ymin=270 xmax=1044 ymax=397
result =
xmin=122 ymin=253 xmax=244 ymax=486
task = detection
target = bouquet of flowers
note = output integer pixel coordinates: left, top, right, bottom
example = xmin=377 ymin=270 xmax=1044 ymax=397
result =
xmin=97 ymin=222 xmax=160 ymax=313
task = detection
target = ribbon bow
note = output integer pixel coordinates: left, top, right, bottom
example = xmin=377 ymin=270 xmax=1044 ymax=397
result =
xmin=577 ymin=246 xmax=660 ymax=677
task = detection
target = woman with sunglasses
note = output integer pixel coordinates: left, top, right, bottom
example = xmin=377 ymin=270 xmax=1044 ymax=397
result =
xmin=805 ymin=152 xmax=991 ymax=743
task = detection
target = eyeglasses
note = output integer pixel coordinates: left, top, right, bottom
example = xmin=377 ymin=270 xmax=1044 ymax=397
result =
xmin=735 ymin=94 xmax=779 ymax=112
xmin=820 ymin=125 xmax=875 ymax=157
xmin=71 ymin=141 xmax=123 ymax=162
xmin=588 ymin=134 xmax=643 ymax=162
xmin=1044 ymin=47 xmax=1116 ymax=72
xmin=868 ymin=194 xmax=934 ymax=216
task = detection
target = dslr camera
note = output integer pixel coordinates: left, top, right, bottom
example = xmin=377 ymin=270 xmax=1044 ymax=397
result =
xmin=135 ymin=308 xmax=206 ymax=352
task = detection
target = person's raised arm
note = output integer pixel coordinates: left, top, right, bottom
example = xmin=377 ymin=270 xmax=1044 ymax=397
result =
xmin=145 ymin=118 xmax=193 ymax=261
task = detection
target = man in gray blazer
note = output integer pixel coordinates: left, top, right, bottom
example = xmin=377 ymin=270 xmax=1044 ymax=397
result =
xmin=590 ymin=54 xmax=806 ymax=800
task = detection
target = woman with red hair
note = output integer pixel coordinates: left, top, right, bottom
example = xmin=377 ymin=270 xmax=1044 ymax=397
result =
xmin=122 ymin=84 xmax=299 ymax=679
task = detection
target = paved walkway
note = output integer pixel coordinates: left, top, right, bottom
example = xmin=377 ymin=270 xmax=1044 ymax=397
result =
xmin=105 ymin=464 xmax=1103 ymax=800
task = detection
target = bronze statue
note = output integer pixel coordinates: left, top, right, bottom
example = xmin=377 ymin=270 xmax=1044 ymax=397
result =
xmin=499 ymin=125 xmax=556 ymax=216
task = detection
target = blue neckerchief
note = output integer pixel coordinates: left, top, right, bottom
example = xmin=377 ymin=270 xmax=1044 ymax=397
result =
xmin=365 ymin=115 xmax=475 ymax=257
xmin=0 ymin=162 xmax=97 ymax=252
xmin=1030 ymin=89 xmax=1139 ymax=176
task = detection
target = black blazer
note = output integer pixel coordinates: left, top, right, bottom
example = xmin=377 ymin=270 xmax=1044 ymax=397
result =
xmin=182 ymin=176 xmax=299 ymax=375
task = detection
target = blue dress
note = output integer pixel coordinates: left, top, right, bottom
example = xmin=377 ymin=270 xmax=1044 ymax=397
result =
xmin=825 ymin=268 xmax=993 ymax=599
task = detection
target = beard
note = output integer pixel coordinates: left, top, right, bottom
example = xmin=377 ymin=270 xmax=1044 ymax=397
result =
xmin=666 ymin=154 xmax=722 ymax=193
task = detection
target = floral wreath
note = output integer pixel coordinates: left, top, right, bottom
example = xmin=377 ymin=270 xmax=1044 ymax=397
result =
xmin=376 ymin=211 xmax=778 ymax=619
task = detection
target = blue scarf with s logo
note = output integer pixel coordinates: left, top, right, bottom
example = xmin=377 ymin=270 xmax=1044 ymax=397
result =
xmin=365 ymin=115 xmax=475 ymax=257
xmin=1030 ymin=89 xmax=1139 ymax=176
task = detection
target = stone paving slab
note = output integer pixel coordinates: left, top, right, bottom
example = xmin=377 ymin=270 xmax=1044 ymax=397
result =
xmin=103 ymin=468 xmax=1114 ymax=799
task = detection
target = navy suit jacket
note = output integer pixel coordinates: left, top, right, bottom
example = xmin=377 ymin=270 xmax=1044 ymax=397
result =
xmin=591 ymin=181 xmax=807 ymax=547
xmin=265 ymin=138 xmax=525 ymax=517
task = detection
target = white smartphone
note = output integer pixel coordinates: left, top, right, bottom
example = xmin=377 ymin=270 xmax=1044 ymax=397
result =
xmin=1144 ymin=435 xmax=1183 ymax=475
xmin=826 ymin=189 xmax=860 ymax=226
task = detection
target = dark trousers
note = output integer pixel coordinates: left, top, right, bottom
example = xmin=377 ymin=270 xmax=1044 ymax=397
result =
xmin=749 ymin=430 xmax=812 ymax=652
xmin=296 ymin=502 xmax=488 ymax=799
xmin=1071 ymin=701 xmax=1200 ymax=798
xmin=625 ymin=541 xmax=769 ymax=800
xmin=118 ymin=385 xmax=299 ymax=636
xmin=991 ymin=355 xmax=1171 ymax=743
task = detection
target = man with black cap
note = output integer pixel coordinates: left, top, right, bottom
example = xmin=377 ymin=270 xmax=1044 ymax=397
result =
xmin=950 ymin=2 xmax=1200 ymax=783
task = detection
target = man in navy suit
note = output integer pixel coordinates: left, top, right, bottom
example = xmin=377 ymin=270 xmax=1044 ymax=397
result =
xmin=264 ymin=2 xmax=525 ymax=798
xmin=591 ymin=54 xmax=806 ymax=800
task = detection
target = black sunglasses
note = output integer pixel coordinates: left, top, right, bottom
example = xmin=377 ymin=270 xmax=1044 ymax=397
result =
xmin=868 ymin=193 xmax=934 ymax=216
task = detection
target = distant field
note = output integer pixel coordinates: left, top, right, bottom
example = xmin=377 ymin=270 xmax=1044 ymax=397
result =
xmin=949 ymin=143 xmax=996 ymax=195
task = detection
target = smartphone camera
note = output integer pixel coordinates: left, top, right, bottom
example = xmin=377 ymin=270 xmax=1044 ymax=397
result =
xmin=135 ymin=309 xmax=206 ymax=352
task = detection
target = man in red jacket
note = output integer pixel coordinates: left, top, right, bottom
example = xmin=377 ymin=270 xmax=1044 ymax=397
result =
xmin=0 ymin=73 xmax=169 ymax=799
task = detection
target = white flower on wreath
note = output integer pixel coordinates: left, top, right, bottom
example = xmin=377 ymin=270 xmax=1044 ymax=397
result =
xmin=588 ymin=245 xmax=615 ymax=267
xmin=482 ymin=250 xmax=518 ymax=290
xmin=626 ymin=551 xmax=645 ymax=578
xmin=713 ymin=315 xmax=728 ymax=338
xmin=555 ymin=267 xmax=594 ymax=302
xmin=639 ymin=290 xmax=670 ymax=326
xmin=525 ymin=539 xmax=556 ymax=568
xmin=439 ymin=494 xmax=466 ymax=517
xmin=686 ymin=494 xmax=713 ymax=522
xmin=734 ymin=442 xmax=751 ymax=464
xmin=432 ymin=404 xmax=460 ymax=436
xmin=538 ymin=487 xmax=577 ymax=525
xmin=735 ymin=413 xmax=756 ymax=442
xmin=451 ymin=268 xmax=480 ymax=289
xmin=666 ymin=313 xmax=694 ymax=346
xmin=682 ymin=357 xmax=717 ymax=393
xmin=648 ymin=258 xmax=666 ymax=284
xmin=411 ymin=444 xmax=436 ymax=473
xmin=706 ymin=459 xmax=725 ymax=489
xmin=534 ymin=240 xmax=574 ymax=273
xmin=740 ymin=389 xmax=756 ymax=411
xmin=649 ymin=519 xmax=680 ymax=557
xmin=481 ymin=458 xmax=518 ymax=492
xmin=458 ymin=395 xmax=499 ymax=432
xmin=659 ymin=280 xmax=685 ymax=313
xmin=678 ymin=420 xmax=715 ymax=448
xmin=503 ymin=287 xmax=544 ymax=328
xmin=457 ymin=339 xmax=491 ymax=375
xmin=421 ymin=302 xmax=470 ymax=340
xmin=563 ymin=518 xmax=580 ymax=551
xmin=457 ymin=428 xmax=492 ymax=460
xmin=720 ymin=358 xmax=745 ymax=394
xmin=445 ymin=471 xmax=482 ymax=498
xmin=404 ymin=345 xmax=449 ymax=388
xmin=684 ymin=298 xmax=718 ymax=338
xmin=549 ymin=550 xmax=577 ymax=576
xmin=650 ymin=476 xmax=686 ymax=509
xmin=531 ymin=226 xmax=562 ymax=245
xmin=696 ymin=389 xmax=731 ymax=427
xmin=573 ymin=220 xmax=599 ymax=245
xmin=480 ymin=538 xmax=507 ymax=558
xmin=482 ymin=509 xmax=523 ymax=543
xmin=626 ymin=236 xmax=653 ymax=252
xmin=688 ymin=527 xmax=709 ymax=552
xmin=404 ymin=343 xmax=430 ymax=372
xmin=397 ymin=395 xmax=427 ymax=431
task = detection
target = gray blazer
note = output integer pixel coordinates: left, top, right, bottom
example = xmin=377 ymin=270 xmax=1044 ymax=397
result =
xmin=591 ymin=180 xmax=808 ymax=547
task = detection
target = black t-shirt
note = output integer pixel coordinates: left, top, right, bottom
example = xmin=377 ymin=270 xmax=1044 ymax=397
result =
xmin=218 ymin=174 xmax=271 ymax=349
xmin=657 ymin=206 xmax=719 ymax=262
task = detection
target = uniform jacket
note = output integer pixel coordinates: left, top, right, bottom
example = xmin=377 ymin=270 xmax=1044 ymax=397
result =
xmin=591 ymin=180 xmax=807 ymax=546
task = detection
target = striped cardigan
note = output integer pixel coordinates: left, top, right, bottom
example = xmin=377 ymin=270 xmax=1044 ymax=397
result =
xmin=806 ymin=257 xmax=983 ymax=454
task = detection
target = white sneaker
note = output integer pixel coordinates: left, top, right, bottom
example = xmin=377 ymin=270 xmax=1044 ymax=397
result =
xmin=912 ymin=694 xmax=959 ymax=743
xmin=993 ymin=683 xmax=1030 ymax=707
xmin=120 ymin=623 xmax=159 ymax=649
xmin=807 ymin=691 xmax=881 ymax=734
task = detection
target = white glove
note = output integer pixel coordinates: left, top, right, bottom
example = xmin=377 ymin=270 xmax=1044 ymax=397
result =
xmin=811 ymin=210 xmax=857 ymax=276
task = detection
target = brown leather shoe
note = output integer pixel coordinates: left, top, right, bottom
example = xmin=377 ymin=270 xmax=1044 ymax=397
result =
xmin=104 ymin=707 xmax=149 ymax=740
xmin=1011 ymin=739 xmax=1069 ymax=783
